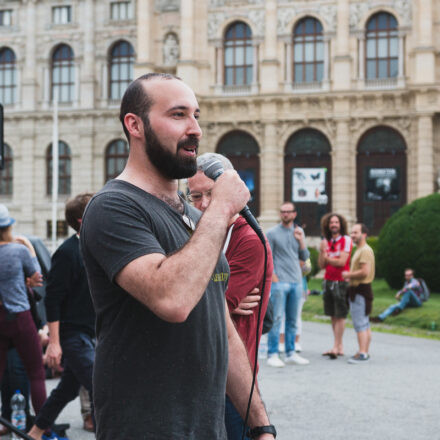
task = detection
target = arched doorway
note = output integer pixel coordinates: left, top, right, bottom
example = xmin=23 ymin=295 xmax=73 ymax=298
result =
xmin=284 ymin=128 xmax=332 ymax=235
xmin=357 ymin=126 xmax=407 ymax=235
xmin=217 ymin=130 xmax=260 ymax=216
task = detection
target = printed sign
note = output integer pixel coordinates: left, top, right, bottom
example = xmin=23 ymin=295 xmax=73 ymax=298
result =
xmin=366 ymin=167 xmax=400 ymax=201
xmin=292 ymin=167 xmax=327 ymax=202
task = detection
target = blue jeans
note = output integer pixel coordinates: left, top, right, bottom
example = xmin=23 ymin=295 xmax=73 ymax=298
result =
xmin=225 ymin=395 xmax=250 ymax=440
xmin=267 ymin=282 xmax=302 ymax=356
xmin=379 ymin=289 xmax=422 ymax=320
xmin=35 ymin=332 xmax=95 ymax=430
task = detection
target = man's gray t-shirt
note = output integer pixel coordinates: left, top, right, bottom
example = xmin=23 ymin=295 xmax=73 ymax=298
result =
xmin=80 ymin=180 xmax=229 ymax=440
xmin=266 ymin=223 xmax=309 ymax=283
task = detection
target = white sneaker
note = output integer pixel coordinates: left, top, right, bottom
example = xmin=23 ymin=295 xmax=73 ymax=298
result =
xmin=279 ymin=342 xmax=285 ymax=353
xmin=267 ymin=354 xmax=285 ymax=368
xmin=285 ymin=352 xmax=310 ymax=365
xmin=295 ymin=343 xmax=302 ymax=353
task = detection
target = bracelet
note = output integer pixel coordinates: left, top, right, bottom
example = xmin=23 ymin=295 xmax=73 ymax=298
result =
xmin=248 ymin=424 xmax=277 ymax=439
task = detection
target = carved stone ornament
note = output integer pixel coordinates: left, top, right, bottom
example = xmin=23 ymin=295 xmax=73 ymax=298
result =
xmin=208 ymin=9 xmax=264 ymax=39
xmin=209 ymin=0 xmax=264 ymax=8
xmin=163 ymin=33 xmax=179 ymax=66
xmin=277 ymin=7 xmax=297 ymax=35
xmin=349 ymin=0 xmax=412 ymax=30
xmin=278 ymin=4 xmax=336 ymax=34
xmin=155 ymin=0 xmax=180 ymax=12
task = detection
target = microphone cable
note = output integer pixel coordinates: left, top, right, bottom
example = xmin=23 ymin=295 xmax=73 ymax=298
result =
xmin=241 ymin=232 xmax=269 ymax=440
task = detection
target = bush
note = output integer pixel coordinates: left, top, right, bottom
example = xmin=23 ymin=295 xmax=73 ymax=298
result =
xmin=377 ymin=193 xmax=440 ymax=291
xmin=366 ymin=236 xmax=383 ymax=278
xmin=308 ymin=247 xmax=320 ymax=277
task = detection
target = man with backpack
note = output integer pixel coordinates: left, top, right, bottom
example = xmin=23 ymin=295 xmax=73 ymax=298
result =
xmin=371 ymin=268 xmax=426 ymax=322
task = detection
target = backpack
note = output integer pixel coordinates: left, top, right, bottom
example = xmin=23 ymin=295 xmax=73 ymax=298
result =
xmin=417 ymin=278 xmax=430 ymax=302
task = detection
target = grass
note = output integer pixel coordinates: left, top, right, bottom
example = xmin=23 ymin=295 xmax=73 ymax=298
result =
xmin=304 ymin=278 xmax=440 ymax=340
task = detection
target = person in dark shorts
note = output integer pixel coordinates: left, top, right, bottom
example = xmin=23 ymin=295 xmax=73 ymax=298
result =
xmin=80 ymin=74 xmax=275 ymax=440
xmin=318 ymin=213 xmax=353 ymax=359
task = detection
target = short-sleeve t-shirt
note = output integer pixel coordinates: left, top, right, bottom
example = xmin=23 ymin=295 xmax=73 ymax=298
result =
xmin=324 ymin=235 xmax=353 ymax=281
xmin=349 ymin=244 xmax=375 ymax=287
xmin=80 ymin=180 xmax=230 ymax=440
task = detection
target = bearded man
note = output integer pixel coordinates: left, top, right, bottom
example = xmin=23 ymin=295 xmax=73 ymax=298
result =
xmin=80 ymin=74 xmax=276 ymax=440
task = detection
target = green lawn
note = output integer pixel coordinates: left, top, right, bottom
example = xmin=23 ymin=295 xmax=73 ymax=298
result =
xmin=304 ymin=278 xmax=440 ymax=340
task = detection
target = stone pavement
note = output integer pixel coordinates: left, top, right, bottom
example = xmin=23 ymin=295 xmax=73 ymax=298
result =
xmin=2 ymin=321 xmax=439 ymax=439
xmin=258 ymin=321 xmax=440 ymax=440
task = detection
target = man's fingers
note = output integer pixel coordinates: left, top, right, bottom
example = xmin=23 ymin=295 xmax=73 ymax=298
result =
xmin=249 ymin=288 xmax=259 ymax=294
xmin=239 ymin=301 xmax=259 ymax=309
xmin=242 ymin=295 xmax=261 ymax=303
xmin=232 ymin=309 xmax=253 ymax=316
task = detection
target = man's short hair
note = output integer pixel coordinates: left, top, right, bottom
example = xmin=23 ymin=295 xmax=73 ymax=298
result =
xmin=405 ymin=268 xmax=414 ymax=275
xmin=281 ymin=201 xmax=296 ymax=211
xmin=65 ymin=192 xmax=94 ymax=232
xmin=119 ymin=73 xmax=180 ymax=141
xmin=355 ymin=223 xmax=369 ymax=235
xmin=196 ymin=152 xmax=234 ymax=173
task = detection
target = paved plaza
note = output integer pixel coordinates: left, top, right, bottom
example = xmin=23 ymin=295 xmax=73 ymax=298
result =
xmin=2 ymin=321 xmax=439 ymax=440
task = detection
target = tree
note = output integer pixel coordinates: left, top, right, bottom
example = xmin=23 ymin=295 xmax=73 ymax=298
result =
xmin=377 ymin=193 xmax=440 ymax=291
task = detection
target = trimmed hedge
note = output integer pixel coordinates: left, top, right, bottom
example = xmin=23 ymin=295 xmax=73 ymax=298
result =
xmin=308 ymin=247 xmax=320 ymax=277
xmin=366 ymin=236 xmax=383 ymax=279
xmin=376 ymin=193 xmax=440 ymax=291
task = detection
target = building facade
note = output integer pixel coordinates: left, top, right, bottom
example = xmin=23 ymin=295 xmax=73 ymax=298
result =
xmin=0 ymin=0 xmax=439 ymax=241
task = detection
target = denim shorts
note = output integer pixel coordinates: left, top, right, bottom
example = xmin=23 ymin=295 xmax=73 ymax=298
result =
xmin=349 ymin=294 xmax=370 ymax=332
xmin=323 ymin=280 xmax=348 ymax=318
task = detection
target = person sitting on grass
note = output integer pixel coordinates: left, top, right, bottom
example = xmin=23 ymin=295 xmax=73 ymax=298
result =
xmin=371 ymin=268 xmax=421 ymax=322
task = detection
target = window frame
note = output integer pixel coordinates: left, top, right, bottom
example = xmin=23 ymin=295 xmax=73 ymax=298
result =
xmin=108 ymin=41 xmax=134 ymax=100
xmin=292 ymin=17 xmax=324 ymax=84
xmin=0 ymin=47 xmax=17 ymax=105
xmin=0 ymin=143 xmax=13 ymax=196
xmin=365 ymin=12 xmax=399 ymax=80
xmin=52 ymin=5 xmax=72 ymax=25
xmin=105 ymin=139 xmax=129 ymax=181
xmin=51 ymin=44 xmax=75 ymax=103
xmin=46 ymin=141 xmax=72 ymax=196
xmin=110 ymin=1 xmax=133 ymax=21
xmin=223 ymin=22 xmax=253 ymax=86
xmin=0 ymin=9 xmax=13 ymax=27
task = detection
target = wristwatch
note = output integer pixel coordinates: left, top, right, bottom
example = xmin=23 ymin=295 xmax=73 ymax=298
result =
xmin=248 ymin=424 xmax=277 ymax=439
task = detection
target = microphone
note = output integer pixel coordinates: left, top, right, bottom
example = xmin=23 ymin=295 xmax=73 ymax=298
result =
xmin=201 ymin=160 xmax=266 ymax=244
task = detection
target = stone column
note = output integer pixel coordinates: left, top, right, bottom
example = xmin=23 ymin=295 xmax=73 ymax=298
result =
xmin=333 ymin=0 xmax=351 ymax=90
xmin=259 ymin=117 xmax=283 ymax=228
xmin=332 ymin=118 xmax=354 ymax=221
xmin=213 ymin=39 xmax=223 ymax=94
xmin=397 ymin=31 xmax=405 ymax=87
xmin=414 ymin=0 xmax=435 ymax=83
xmin=134 ymin=0 xmax=154 ymax=77
xmin=415 ymin=115 xmax=434 ymax=197
xmin=283 ymin=37 xmax=292 ymax=91
xmin=80 ymin=0 xmax=95 ymax=108
xmin=251 ymin=41 xmax=259 ymax=93
xmin=322 ymin=35 xmax=330 ymax=90
xmin=260 ymin=0 xmax=279 ymax=93
xmin=358 ymin=33 xmax=365 ymax=81
xmin=22 ymin=0 xmax=37 ymax=111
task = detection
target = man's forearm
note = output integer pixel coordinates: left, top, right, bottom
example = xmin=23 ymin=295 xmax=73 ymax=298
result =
xmin=226 ymin=325 xmax=270 ymax=429
xmin=48 ymin=321 xmax=60 ymax=345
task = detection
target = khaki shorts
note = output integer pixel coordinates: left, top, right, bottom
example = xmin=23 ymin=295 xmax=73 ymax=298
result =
xmin=323 ymin=280 xmax=349 ymax=318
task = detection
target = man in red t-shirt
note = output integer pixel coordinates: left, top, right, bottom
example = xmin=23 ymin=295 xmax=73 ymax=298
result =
xmin=188 ymin=153 xmax=273 ymax=440
xmin=318 ymin=213 xmax=353 ymax=359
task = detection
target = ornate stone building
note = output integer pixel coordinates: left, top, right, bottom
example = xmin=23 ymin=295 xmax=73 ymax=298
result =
xmin=0 ymin=0 xmax=439 ymax=241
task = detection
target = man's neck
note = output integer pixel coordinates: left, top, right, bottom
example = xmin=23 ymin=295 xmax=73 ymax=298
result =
xmin=281 ymin=220 xmax=293 ymax=228
xmin=357 ymin=238 xmax=366 ymax=248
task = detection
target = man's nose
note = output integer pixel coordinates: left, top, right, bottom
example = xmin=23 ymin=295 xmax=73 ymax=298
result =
xmin=187 ymin=116 xmax=202 ymax=138
xmin=200 ymin=194 xmax=211 ymax=210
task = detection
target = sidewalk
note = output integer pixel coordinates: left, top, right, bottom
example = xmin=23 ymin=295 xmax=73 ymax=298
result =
xmin=259 ymin=321 xmax=440 ymax=440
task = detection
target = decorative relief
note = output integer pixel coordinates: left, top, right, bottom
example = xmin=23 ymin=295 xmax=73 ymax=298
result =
xmin=209 ymin=0 xmax=264 ymax=8
xmin=155 ymin=0 xmax=180 ymax=12
xmin=349 ymin=0 xmax=412 ymax=30
xmin=208 ymin=9 xmax=265 ymax=38
xmin=163 ymin=33 xmax=179 ymax=66
xmin=318 ymin=4 xmax=337 ymax=32
xmin=277 ymin=7 xmax=297 ymax=35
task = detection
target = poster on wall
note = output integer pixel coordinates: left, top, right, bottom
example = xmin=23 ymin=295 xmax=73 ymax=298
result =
xmin=366 ymin=167 xmax=400 ymax=201
xmin=292 ymin=167 xmax=327 ymax=203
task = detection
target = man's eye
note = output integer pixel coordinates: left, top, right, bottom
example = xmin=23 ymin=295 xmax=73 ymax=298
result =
xmin=191 ymin=194 xmax=202 ymax=201
xmin=194 ymin=114 xmax=200 ymax=120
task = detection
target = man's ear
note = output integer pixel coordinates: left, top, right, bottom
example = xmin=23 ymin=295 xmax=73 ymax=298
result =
xmin=124 ymin=113 xmax=144 ymax=140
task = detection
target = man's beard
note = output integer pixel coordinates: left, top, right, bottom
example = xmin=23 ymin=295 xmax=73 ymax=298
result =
xmin=143 ymin=119 xmax=198 ymax=179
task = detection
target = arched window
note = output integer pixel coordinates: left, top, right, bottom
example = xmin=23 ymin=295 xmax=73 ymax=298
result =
xmin=224 ymin=22 xmax=253 ymax=86
xmin=105 ymin=139 xmax=129 ymax=181
xmin=293 ymin=17 xmax=324 ymax=83
xmin=285 ymin=128 xmax=332 ymax=235
xmin=0 ymin=143 xmax=13 ymax=195
xmin=52 ymin=44 xmax=75 ymax=102
xmin=109 ymin=41 xmax=134 ymax=100
xmin=366 ymin=12 xmax=398 ymax=79
xmin=217 ymin=130 xmax=260 ymax=216
xmin=0 ymin=48 xmax=16 ymax=105
xmin=46 ymin=141 xmax=71 ymax=195
xmin=357 ymin=126 xmax=407 ymax=234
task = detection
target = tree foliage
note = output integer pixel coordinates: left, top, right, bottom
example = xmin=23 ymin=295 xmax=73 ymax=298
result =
xmin=377 ymin=193 xmax=440 ymax=291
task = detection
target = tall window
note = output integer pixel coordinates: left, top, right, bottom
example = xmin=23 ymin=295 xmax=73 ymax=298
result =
xmin=224 ymin=22 xmax=253 ymax=86
xmin=52 ymin=44 xmax=75 ymax=102
xmin=293 ymin=17 xmax=324 ymax=83
xmin=0 ymin=144 xmax=13 ymax=195
xmin=0 ymin=48 xmax=16 ymax=105
xmin=52 ymin=6 xmax=72 ymax=24
xmin=366 ymin=12 xmax=398 ymax=79
xmin=46 ymin=141 xmax=71 ymax=195
xmin=109 ymin=41 xmax=134 ymax=100
xmin=0 ymin=10 xmax=12 ymax=26
xmin=111 ymin=1 xmax=133 ymax=20
xmin=105 ymin=139 xmax=129 ymax=181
